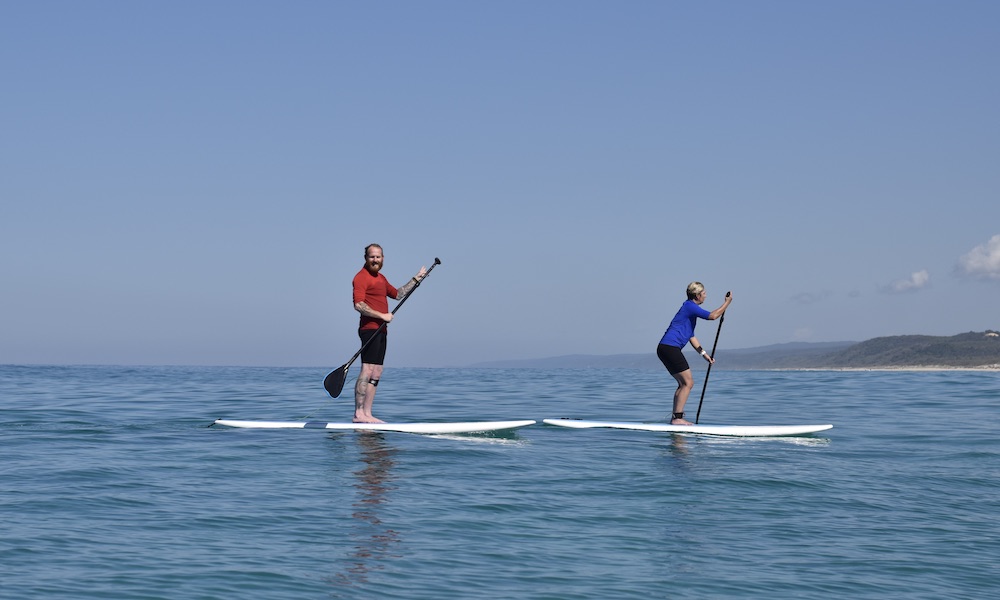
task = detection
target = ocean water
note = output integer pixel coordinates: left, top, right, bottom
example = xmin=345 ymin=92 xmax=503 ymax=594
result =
xmin=2 ymin=365 xmax=998 ymax=599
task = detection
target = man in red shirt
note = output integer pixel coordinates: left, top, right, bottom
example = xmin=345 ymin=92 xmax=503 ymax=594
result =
xmin=352 ymin=243 xmax=427 ymax=423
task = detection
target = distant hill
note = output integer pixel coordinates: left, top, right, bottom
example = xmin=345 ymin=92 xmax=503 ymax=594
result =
xmin=467 ymin=332 xmax=1000 ymax=370
xmin=709 ymin=341 xmax=858 ymax=370
xmin=815 ymin=331 xmax=1000 ymax=368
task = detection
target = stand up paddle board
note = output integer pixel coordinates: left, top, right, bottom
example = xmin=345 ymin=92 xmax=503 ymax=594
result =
xmin=212 ymin=419 xmax=536 ymax=435
xmin=542 ymin=419 xmax=831 ymax=437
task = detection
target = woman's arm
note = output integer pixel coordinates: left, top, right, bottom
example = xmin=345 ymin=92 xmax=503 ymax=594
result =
xmin=707 ymin=292 xmax=733 ymax=320
xmin=688 ymin=336 xmax=712 ymax=361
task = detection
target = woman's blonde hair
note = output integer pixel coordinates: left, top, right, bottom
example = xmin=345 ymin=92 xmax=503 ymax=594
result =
xmin=686 ymin=281 xmax=704 ymax=300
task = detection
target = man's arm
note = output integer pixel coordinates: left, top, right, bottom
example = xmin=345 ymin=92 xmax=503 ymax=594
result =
xmin=394 ymin=266 xmax=429 ymax=299
xmin=355 ymin=302 xmax=392 ymax=323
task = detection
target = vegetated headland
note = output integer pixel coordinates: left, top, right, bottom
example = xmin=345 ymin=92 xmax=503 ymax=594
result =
xmin=469 ymin=331 xmax=1000 ymax=370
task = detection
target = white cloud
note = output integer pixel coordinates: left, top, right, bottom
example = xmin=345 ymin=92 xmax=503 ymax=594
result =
xmin=958 ymin=234 xmax=1000 ymax=281
xmin=882 ymin=269 xmax=930 ymax=294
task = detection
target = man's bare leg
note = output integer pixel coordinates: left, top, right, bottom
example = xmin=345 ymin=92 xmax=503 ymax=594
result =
xmin=354 ymin=363 xmax=385 ymax=423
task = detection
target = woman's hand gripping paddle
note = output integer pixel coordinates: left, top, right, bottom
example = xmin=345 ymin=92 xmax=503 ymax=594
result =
xmin=323 ymin=258 xmax=441 ymax=398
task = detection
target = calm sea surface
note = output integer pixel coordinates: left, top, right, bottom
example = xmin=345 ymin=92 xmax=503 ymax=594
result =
xmin=2 ymin=365 xmax=998 ymax=599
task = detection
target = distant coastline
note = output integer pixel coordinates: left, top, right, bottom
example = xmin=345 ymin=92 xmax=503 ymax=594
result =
xmin=466 ymin=332 xmax=1000 ymax=371
xmin=788 ymin=365 xmax=1000 ymax=372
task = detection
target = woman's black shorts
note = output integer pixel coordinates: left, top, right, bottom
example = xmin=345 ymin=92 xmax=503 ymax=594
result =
xmin=656 ymin=343 xmax=690 ymax=375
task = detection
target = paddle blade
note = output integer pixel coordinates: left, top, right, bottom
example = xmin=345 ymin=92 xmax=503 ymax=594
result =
xmin=323 ymin=365 xmax=349 ymax=398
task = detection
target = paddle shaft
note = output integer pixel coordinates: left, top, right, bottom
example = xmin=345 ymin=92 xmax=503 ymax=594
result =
xmin=324 ymin=257 xmax=440 ymax=398
xmin=695 ymin=293 xmax=729 ymax=424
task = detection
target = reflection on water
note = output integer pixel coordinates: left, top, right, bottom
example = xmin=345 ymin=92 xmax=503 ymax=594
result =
xmin=696 ymin=434 xmax=833 ymax=447
xmin=659 ymin=434 xmax=692 ymax=472
xmin=660 ymin=432 xmax=831 ymax=468
xmin=429 ymin=431 xmax=531 ymax=445
xmin=330 ymin=433 xmax=401 ymax=589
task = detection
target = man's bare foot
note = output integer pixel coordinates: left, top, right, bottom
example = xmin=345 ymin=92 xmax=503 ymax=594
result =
xmin=353 ymin=415 xmax=386 ymax=424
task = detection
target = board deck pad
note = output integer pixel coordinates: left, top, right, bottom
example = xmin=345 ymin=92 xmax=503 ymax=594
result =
xmin=542 ymin=419 xmax=832 ymax=437
xmin=212 ymin=419 xmax=536 ymax=435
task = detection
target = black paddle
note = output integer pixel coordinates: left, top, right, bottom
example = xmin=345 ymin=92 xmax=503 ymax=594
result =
xmin=695 ymin=291 xmax=730 ymax=424
xmin=323 ymin=257 xmax=441 ymax=398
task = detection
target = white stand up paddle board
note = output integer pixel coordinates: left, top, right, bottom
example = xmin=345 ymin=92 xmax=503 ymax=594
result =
xmin=542 ymin=419 xmax=832 ymax=437
xmin=212 ymin=419 xmax=536 ymax=435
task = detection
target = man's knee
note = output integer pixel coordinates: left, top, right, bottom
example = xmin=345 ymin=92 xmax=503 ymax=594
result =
xmin=357 ymin=364 xmax=383 ymax=391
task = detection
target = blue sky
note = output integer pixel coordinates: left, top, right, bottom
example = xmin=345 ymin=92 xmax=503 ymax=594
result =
xmin=2 ymin=1 xmax=998 ymax=368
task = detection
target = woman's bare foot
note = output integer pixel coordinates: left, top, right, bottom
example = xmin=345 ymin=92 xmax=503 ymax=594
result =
xmin=671 ymin=412 xmax=693 ymax=425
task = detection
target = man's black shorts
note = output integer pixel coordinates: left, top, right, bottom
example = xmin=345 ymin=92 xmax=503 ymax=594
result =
xmin=656 ymin=343 xmax=690 ymax=375
xmin=359 ymin=328 xmax=387 ymax=365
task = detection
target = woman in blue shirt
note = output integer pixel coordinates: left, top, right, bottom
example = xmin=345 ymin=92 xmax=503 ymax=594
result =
xmin=656 ymin=282 xmax=732 ymax=424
